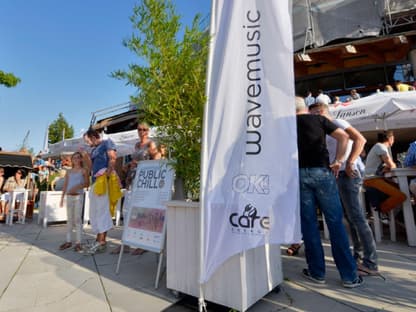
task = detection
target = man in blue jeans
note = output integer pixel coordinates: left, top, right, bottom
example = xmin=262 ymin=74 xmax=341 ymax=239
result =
xmin=309 ymin=100 xmax=379 ymax=275
xmin=295 ymin=96 xmax=363 ymax=288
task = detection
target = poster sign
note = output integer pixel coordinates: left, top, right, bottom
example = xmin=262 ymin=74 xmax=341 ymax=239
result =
xmin=121 ymin=160 xmax=174 ymax=253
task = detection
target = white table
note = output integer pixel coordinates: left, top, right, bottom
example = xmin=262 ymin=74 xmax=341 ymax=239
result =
xmin=385 ymin=168 xmax=416 ymax=246
xmin=38 ymin=191 xmax=68 ymax=228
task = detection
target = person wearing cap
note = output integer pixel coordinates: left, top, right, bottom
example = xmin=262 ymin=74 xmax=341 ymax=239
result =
xmin=295 ymin=96 xmax=363 ymax=288
xmin=315 ymin=89 xmax=331 ymax=106
xmin=309 ymin=100 xmax=380 ymax=276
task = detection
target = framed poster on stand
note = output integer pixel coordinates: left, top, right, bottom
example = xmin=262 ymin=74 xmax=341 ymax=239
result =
xmin=116 ymin=159 xmax=174 ymax=288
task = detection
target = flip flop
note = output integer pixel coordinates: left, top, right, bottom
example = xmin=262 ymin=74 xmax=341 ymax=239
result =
xmin=286 ymin=243 xmax=302 ymax=256
xmin=59 ymin=242 xmax=72 ymax=250
xmin=110 ymin=246 xmax=130 ymax=254
xmin=357 ymin=264 xmax=386 ymax=280
xmin=131 ymin=248 xmax=147 ymax=256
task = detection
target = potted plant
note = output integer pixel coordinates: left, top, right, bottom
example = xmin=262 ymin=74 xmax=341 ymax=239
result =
xmin=112 ymin=0 xmax=209 ymax=200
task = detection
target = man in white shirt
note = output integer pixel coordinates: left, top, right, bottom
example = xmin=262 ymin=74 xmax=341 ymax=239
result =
xmin=315 ymin=89 xmax=332 ymax=105
xmin=309 ymin=100 xmax=379 ymax=276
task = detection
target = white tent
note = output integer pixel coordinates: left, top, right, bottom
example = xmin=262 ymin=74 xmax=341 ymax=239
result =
xmin=46 ymin=137 xmax=87 ymax=157
xmin=45 ymin=129 xmax=143 ymax=158
xmin=102 ymin=129 xmax=139 ymax=157
xmin=330 ymin=91 xmax=416 ymax=132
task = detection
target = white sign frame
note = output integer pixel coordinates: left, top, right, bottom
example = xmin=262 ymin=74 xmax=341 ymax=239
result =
xmin=116 ymin=159 xmax=174 ymax=288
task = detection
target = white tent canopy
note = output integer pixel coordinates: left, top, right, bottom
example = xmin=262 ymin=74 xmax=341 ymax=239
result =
xmin=329 ymin=91 xmax=416 ymax=132
xmin=44 ymin=129 xmax=146 ymax=158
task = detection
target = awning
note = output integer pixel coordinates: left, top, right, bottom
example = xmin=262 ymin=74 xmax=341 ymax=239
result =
xmin=0 ymin=152 xmax=33 ymax=170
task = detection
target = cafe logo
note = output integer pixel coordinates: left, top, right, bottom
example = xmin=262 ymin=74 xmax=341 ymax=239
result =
xmin=229 ymin=203 xmax=270 ymax=234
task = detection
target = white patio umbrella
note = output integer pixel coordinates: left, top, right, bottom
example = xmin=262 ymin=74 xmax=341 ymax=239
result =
xmin=330 ymin=91 xmax=416 ymax=132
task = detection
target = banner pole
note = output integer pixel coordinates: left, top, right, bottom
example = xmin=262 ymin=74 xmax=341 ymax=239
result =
xmin=239 ymin=251 xmax=248 ymax=311
xmin=115 ymin=244 xmax=125 ymax=274
xmin=199 ymin=0 xmax=218 ymax=310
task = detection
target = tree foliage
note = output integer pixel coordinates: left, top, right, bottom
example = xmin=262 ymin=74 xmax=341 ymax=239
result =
xmin=0 ymin=70 xmax=21 ymax=87
xmin=48 ymin=113 xmax=74 ymax=144
xmin=112 ymin=0 xmax=209 ymax=198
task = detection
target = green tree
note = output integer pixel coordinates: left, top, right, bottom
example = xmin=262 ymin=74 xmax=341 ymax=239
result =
xmin=0 ymin=70 xmax=21 ymax=87
xmin=112 ymin=0 xmax=209 ymax=198
xmin=48 ymin=113 xmax=74 ymax=144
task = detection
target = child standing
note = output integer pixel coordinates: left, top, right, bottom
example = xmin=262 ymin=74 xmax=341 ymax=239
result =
xmin=59 ymin=152 xmax=90 ymax=252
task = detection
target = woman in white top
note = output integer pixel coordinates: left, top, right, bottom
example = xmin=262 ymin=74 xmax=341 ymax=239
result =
xmin=59 ymin=152 xmax=89 ymax=252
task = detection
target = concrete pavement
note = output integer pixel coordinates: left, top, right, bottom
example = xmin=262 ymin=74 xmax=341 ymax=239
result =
xmin=0 ymin=215 xmax=415 ymax=312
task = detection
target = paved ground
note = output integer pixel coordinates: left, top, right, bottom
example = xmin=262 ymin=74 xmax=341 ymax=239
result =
xmin=0 ymin=214 xmax=415 ymax=312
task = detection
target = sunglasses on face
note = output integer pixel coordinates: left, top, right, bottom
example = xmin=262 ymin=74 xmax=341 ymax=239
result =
xmin=138 ymin=128 xmax=149 ymax=132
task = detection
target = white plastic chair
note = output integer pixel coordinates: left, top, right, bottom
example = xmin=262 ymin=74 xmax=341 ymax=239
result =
xmin=115 ymin=189 xmax=126 ymax=226
xmin=6 ymin=189 xmax=29 ymax=225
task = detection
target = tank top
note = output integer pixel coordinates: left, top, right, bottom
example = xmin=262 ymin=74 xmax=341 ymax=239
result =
xmin=66 ymin=171 xmax=84 ymax=195
xmin=133 ymin=141 xmax=153 ymax=161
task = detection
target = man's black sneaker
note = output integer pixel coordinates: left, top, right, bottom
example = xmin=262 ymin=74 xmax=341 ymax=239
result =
xmin=302 ymin=268 xmax=326 ymax=284
xmin=343 ymin=276 xmax=364 ymax=288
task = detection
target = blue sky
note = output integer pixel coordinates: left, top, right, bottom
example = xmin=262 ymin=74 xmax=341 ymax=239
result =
xmin=0 ymin=0 xmax=210 ymax=154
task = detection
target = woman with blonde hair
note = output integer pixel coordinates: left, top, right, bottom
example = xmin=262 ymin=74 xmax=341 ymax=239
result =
xmin=111 ymin=122 xmax=160 ymax=255
xmin=384 ymin=84 xmax=394 ymax=92
xmin=133 ymin=122 xmax=160 ymax=161
xmin=59 ymin=152 xmax=89 ymax=252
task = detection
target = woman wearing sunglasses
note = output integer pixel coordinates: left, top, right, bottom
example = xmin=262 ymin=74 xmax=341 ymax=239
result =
xmin=133 ymin=122 xmax=160 ymax=161
xmin=111 ymin=122 xmax=161 ymax=255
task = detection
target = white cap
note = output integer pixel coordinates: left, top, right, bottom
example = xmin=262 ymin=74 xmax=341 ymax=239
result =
xmin=315 ymin=95 xmax=330 ymax=105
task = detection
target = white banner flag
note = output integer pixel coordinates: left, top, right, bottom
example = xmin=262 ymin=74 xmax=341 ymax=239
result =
xmin=200 ymin=0 xmax=301 ymax=283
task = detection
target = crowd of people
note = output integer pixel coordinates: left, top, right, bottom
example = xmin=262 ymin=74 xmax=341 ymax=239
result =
xmin=2 ymin=93 xmax=416 ymax=288
xmin=291 ymin=93 xmax=416 ymax=288
xmin=56 ymin=122 xmax=166 ymax=255
xmin=303 ymin=80 xmax=416 ymax=107
xmin=0 ymin=122 xmax=167 ymax=255
xmin=0 ymin=150 xmax=86 ymax=222
xmin=50 ymin=94 xmax=412 ymax=286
